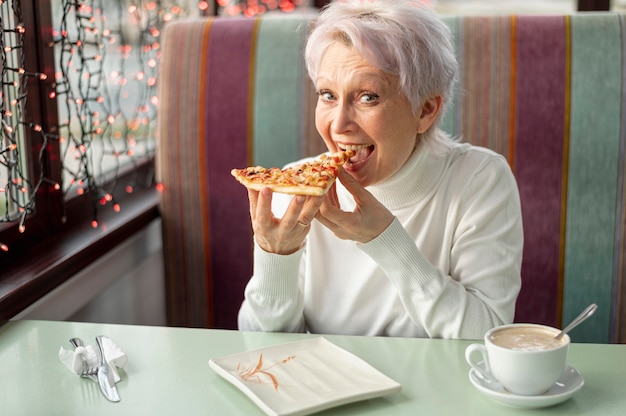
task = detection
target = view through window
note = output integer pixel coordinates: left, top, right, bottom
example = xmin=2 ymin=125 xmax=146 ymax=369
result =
xmin=51 ymin=0 xmax=202 ymax=201
xmin=0 ymin=0 xmax=205 ymax=252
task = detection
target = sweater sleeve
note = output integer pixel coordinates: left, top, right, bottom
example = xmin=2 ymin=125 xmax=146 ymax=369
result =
xmin=359 ymin=156 xmax=523 ymax=339
xmin=237 ymin=242 xmax=306 ymax=332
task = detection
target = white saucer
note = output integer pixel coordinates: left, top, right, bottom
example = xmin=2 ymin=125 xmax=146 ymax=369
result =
xmin=469 ymin=365 xmax=584 ymax=409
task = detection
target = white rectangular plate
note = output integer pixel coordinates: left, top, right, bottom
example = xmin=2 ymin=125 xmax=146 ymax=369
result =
xmin=209 ymin=337 xmax=401 ymax=416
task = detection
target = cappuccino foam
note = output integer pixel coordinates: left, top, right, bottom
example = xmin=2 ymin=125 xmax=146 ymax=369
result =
xmin=489 ymin=326 xmax=566 ymax=351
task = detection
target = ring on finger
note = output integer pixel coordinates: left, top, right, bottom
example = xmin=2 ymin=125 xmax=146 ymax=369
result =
xmin=297 ymin=220 xmax=310 ymax=227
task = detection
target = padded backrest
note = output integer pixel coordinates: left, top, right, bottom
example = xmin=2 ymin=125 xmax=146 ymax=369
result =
xmin=157 ymin=13 xmax=626 ymax=342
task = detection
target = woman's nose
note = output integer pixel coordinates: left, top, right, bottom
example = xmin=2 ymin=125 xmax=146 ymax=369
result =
xmin=331 ymin=102 xmax=357 ymax=134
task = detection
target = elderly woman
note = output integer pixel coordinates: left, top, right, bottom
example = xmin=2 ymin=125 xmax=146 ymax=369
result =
xmin=238 ymin=0 xmax=523 ymax=339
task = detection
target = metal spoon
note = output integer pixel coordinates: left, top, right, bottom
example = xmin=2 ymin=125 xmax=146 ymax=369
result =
xmin=555 ymin=303 xmax=598 ymax=340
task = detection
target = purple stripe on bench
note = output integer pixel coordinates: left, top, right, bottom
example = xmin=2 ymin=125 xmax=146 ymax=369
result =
xmin=513 ymin=16 xmax=567 ymax=327
xmin=203 ymin=18 xmax=257 ymax=328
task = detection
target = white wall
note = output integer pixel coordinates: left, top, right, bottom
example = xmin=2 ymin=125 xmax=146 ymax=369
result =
xmin=13 ymin=219 xmax=167 ymax=326
xmin=435 ymin=0 xmax=576 ymax=14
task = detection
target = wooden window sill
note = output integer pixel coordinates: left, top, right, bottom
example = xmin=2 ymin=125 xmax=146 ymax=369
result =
xmin=0 ymin=186 xmax=160 ymax=322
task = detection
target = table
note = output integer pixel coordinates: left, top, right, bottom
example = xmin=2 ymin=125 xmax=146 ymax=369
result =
xmin=1 ymin=320 xmax=624 ymax=415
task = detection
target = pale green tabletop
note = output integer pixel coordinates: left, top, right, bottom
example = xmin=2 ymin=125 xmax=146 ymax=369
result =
xmin=1 ymin=320 xmax=624 ymax=415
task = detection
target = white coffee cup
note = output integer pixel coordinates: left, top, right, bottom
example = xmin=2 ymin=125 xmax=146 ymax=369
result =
xmin=465 ymin=323 xmax=570 ymax=396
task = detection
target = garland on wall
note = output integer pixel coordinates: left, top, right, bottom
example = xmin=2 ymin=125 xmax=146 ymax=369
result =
xmin=0 ymin=0 xmax=208 ymax=252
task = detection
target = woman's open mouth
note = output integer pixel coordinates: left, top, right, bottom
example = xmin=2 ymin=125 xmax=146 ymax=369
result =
xmin=337 ymin=143 xmax=374 ymax=166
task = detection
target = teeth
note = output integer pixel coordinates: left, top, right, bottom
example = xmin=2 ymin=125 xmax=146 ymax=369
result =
xmin=337 ymin=143 xmax=370 ymax=151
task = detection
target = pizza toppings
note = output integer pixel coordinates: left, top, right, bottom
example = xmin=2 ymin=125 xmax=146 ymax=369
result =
xmin=340 ymin=144 xmax=374 ymax=165
xmin=231 ymin=150 xmax=355 ymax=196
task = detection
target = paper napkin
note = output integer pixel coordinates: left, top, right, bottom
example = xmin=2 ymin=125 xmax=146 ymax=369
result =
xmin=59 ymin=336 xmax=128 ymax=383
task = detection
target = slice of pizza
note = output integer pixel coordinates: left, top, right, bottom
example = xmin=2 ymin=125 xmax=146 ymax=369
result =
xmin=231 ymin=150 xmax=355 ymax=196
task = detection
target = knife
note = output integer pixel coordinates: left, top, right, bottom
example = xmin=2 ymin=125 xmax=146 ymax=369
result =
xmin=96 ymin=335 xmax=121 ymax=402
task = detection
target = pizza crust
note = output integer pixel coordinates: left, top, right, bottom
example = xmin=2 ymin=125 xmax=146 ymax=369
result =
xmin=230 ymin=176 xmax=333 ymax=196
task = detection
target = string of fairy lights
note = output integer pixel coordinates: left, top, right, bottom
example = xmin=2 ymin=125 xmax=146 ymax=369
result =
xmin=0 ymin=0 xmax=209 ymax=252
xmin=0 ymin=0 xmax=306 ymax=253
xmin=0 ymin=0 xmax=49 ymax=250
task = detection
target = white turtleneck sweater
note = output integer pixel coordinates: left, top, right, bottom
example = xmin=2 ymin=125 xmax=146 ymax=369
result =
xmin=238 ymin=138 xmax=523 ymax=339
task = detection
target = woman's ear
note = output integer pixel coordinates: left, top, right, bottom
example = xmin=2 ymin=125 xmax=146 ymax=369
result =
xmin=416 ymin=96 xmax=443 ymax=134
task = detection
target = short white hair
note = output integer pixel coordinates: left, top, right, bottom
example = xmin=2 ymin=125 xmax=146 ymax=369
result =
xmin=305 ymin=0 xmax=457 ymax=125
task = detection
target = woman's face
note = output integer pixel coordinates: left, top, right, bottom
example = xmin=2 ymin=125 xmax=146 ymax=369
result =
xmin=314 ymin=42 xmax=425 ymax=187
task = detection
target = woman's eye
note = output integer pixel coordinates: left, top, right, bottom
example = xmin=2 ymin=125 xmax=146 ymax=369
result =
xmin=359 ymin=93 xmax=379 ymax=104
xmin=317 ymin=90 xmax=335 ymax=101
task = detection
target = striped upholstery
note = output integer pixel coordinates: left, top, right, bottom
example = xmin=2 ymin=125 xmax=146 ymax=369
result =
xmin=157 ymin=13 xmax=626 ymax=343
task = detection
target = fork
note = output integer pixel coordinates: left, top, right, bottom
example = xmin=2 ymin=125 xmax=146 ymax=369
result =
xmin=80 ymin=366 xmax=98 ymax=377
xmin=70 ymin=337 xmax=97 ymax=381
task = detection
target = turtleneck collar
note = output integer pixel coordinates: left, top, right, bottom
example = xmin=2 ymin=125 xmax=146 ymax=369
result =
xmin=366 ymin=138 xmax=450 ymax=210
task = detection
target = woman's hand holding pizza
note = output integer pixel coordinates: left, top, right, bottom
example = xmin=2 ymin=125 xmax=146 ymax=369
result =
xmin=316 ymin=170 xmax=395 ymax=244
xmin=248 ymin=187 xmax=324 ymax=255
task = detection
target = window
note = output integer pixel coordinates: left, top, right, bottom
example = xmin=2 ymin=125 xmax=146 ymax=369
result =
xmin=0 ymin=0 xmax=206 ymax=320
